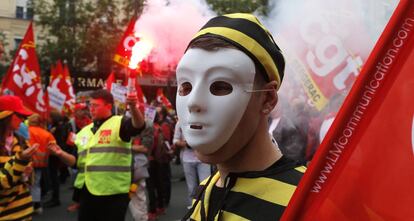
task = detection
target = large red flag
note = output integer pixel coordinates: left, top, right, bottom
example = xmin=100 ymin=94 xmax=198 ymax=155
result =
xmin=282 ymin=1 xmax=414 ymax=220
xmin=113 ymin=16 xmax=138 ymax=67
xmin=0 ymin=22 xmax=47 ymax=116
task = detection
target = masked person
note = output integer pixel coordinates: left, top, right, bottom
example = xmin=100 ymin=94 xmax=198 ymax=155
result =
xmin=48 ymin=89 xmax=147 ymax=221
xmin=0 ymin=96 xmax=38 ymax=220
xmin=176 ymin=13 xmax=306 ymax=221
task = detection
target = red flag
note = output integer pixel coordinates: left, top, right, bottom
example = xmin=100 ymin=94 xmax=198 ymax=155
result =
xmin=47 ymin=60 xmax=72 ymax=113
xmin=0 ymin=22 xmax=47 ymax=115
xmin=113 ymin=16 xmax=138 ymax=67
xmin=135 ymin=80 xmax=146 ymax=113
xmin=50 ymin=63 xmax=57 ymax=79
xmin=276 ymin=1 xmax=372 ymax=111
xmin=282 ymin=1 xmax=414 ymax=220
xmin=104 ymin=71 xmax=115 ymax=91
xmin=156 ymin=88 xmax=172 ymax=109
xmin=63 ymin=63 xmax=75 ymax=114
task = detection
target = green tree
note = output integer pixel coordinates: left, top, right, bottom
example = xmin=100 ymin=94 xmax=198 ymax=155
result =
xmin=207 ymin=0 xmax=269 ymax=15
xmin=33 ymin=0 xmax=145 ymax=78
xmin=0 ymin=31 xmax=15 ymax=82
xmin=34 ymin=0 xmax=93 ymax=75
xmin=122 ymin=0 xmax=146 ymax=23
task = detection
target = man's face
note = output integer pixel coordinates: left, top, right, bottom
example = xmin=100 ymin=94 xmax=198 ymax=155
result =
xmin=89 ymin=98 xmax=112 ymax=121
xmin=176 ymin=48 xmax=256 ymax=156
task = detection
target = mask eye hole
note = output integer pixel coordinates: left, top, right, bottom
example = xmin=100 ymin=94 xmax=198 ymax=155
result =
xmin=178 ymin=82 xmax=192 ymax=96
xmin=210 ymin=81 xmax=233 ymax=96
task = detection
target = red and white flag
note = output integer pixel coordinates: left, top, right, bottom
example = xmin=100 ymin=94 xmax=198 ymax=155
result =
xmin=47 ymin=60 xmax=66 ymax=112
xmin=156 ymin=88 xmax=172 ymax=109
xmin=0 ymin=22 xmax=47 ymax=116
xmin=282 ymin=1 xmax=414 ymax=220
xmin=135 ymin=79 xmax=146 ymax=113
xmin=113 ymin=16 xmax=138 ymax=67
xmin=104 ymin=71 xmax=115 ymax=91
xmin=47 ymin=60 xmax=75 ymax=114
xmin=63 ymin=63 xmax=75 ymax=114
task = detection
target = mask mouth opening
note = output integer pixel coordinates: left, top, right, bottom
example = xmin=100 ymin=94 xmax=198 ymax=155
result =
xmin=190 ymin=125 xmax=203 ymax=130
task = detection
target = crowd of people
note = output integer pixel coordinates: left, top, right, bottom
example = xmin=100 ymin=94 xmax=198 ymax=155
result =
xmin=0 ymin=12 xmax=345 ymax=221
xmin=0 ymin=89 xmax=199 ymax=221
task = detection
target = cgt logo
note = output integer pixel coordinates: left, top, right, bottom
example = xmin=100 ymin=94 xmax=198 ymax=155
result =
xmin=98 ymin=130 xmax=112 ymax=144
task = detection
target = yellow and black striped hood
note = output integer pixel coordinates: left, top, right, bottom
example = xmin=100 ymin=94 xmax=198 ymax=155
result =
xmin=188 ymin=13 xmax=285 ymax=89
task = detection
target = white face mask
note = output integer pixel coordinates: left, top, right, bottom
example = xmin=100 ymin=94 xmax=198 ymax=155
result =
xmin=176 ymin=48 xmax=256 ymax=154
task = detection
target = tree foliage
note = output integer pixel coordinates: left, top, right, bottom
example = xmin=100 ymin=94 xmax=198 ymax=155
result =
xmin=207 ymin=0 xmax=269 ymax=15
xmin=0 ymin=32 xmax=10 ymax=79
xmin=33 ymin=0 xmax=145 ymax=77
xmin=31 ymin=0 xmax=266 ymax=80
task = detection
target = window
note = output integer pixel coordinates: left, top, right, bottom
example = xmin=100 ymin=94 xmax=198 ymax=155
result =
xmin=16 ymin=6 xmax=24 ymax=19
xmin=26 ymin=8 xmax=33 ymax=19
xmin=14 ymin=38 xmax=22 ymax=50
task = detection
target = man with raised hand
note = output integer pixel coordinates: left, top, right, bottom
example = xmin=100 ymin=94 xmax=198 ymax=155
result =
xmin=48 ymin=89 xmax=147 ymax=221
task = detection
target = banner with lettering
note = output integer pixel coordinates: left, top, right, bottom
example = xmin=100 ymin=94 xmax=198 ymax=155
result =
xmin=274 ymin=1 xmax=380 ymax=111
xmin=266 ymin=0 xmax=399 ymax=162
xmin=0 ymin=22 xmax=47 ymax=116
xmin=282 ymin=1 xmax=414 ymax=220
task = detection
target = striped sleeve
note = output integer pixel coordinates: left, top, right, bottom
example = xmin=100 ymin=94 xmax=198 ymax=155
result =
xmin=0 ymin=154 xmax=29 ymax=190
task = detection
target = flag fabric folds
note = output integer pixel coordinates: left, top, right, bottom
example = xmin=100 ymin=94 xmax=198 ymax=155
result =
xmin=156 ymin=88 xmax=172 ymax=109
xmin=281 ymin=1 xmax=414 ymax=220
xmin=0 ymin=22 xmax=47 ymax=117
xmin=47 ymin=60 xmax=75 ymax=114
xmin=104 ymin=71 xmax=115 ymax=91
xmin=113 ymin=16 xmax=138 ymax=67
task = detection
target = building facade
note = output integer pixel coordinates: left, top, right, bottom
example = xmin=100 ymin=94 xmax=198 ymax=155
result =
xmin=0 ymin=0 xmax=33 ymax=54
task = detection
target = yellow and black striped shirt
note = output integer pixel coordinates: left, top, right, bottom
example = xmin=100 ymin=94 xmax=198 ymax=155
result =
xmin=0 ymin=135 xmax=33 ymax=221
xmin=185 ymin=156 xmax=305 ymax=221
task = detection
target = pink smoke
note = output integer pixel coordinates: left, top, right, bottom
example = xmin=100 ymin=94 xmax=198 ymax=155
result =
xmin=134 ymin=0 xmax=214 ymax=79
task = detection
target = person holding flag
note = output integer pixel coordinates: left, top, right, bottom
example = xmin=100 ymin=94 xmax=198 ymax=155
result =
xmin=177 ymin=13 xmax=306 ymax=220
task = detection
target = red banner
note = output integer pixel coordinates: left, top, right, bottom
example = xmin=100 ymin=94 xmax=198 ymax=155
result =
xmin=282 ymin=0 xmax=414 ymax=220
xmin=0 ymin=22 xmax=47 ymax=116
xmin=113 ymin=16 xmax=138 ymax=67
xmin=277 ymin=1 xmax=374 ymax=111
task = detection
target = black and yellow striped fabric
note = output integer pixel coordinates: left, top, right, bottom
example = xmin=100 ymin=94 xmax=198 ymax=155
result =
xmin=186 ymin=157 xmax=305 ymax=221
xmin=0 ymin=135 xmax=33 ymax=221
xmin=189 ymin=13 xmax=285 ymax=89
